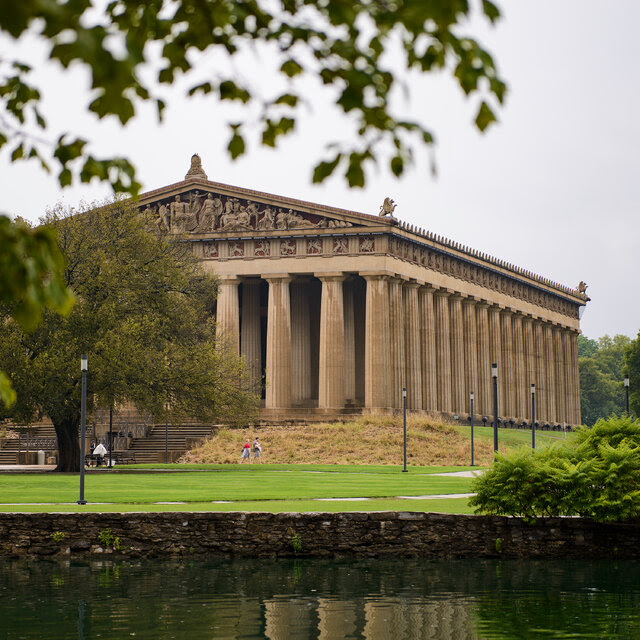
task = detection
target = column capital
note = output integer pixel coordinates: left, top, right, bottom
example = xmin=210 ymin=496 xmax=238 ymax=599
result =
xmin=462 ymin=295 xmax=482 ymax=306
xmin=360 ymin=271 xmax=392 ymax=281
xmin=315 ymin=272 xmax=346 ymax=282
xmin=404 ymin=280 xmax=422 ymax=290
xmin=263 ymin=273 xmax=293 ymax=283
xmin=218 ymin=275 xmax=242 ymax=284
xmin=434 ymin=288 xmax=454 ymax=298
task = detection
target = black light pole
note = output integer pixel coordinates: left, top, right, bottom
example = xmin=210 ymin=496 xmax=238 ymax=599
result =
xmin=470 ymin=391 xmax=475 ymax=466
xmin=402 ymin=387 xmax=408 ymax=472
xmin=492 ymin=363 xmax=499 ymax=455
xmin=531 ymin=383 xmax=536 ymax=450
xmin=625 ymin=375 xmax=630 ymax=415
xmin=77 ymin=354 xmax=88 ymax=505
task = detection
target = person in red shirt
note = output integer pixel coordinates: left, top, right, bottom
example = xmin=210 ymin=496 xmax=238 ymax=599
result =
xmin=240 ymin=439 xmax=251 ymax=464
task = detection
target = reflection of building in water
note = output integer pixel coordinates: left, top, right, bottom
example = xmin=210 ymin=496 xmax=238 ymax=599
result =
xmin=207 ymin=597 xmax=263 ymax=637
xmin=263 ymin=596 xmax=477 ymax=639
xmin=265 ymin=598 xmax=317 ymax=640
xmin=318 ymin=598 xmax=357 ymax=639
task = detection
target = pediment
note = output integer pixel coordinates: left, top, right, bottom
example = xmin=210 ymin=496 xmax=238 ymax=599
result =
xmin=138 ymin=182 xmax=387 ymax=236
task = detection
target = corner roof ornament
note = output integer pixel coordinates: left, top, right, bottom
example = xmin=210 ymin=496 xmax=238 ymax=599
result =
xmin=185 ymin=153 xmax=208 ymax=180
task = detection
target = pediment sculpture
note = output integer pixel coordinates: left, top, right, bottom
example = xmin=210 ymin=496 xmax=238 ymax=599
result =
xmin=142 ymin=190 xmax=354 ymax=234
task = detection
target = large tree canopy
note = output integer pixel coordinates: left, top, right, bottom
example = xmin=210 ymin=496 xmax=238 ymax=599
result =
xmin=0 ymin=202 xmax=258 ymax=471
xmin=1 ymin=0 xmax=505 ymax=192
xmin=625 ymin=331 xmax=640 ymax=417
xmin=0 ymin=215 xmax=74 ymax=406
xmin=579 ymin=334 xmax=630 ymax=426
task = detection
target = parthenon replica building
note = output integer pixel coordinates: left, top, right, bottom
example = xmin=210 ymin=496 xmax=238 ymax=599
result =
xmin=139 ymin=155 xmax=589 ymax=424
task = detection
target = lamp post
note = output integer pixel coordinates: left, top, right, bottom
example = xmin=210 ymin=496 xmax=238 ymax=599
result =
xmin=470 ymin=391 xmax=475 ymax=466
xmin=77 ymin=354 xmax=88 ymax=505
xmin=402 ymin=387 xmax=408 ymax=472
xmin=492 ymin=363 xmax=498 ymax=454
xmin=625 ymin=375 xmax=630 ymax=415
xmin=531 ymin=383 xmax=536 ymax=450
xmin=108 ymin=406 xmax=113 ymax=468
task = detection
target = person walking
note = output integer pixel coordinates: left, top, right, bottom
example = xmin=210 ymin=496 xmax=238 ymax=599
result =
xmin=240 ymin=439 xmax=251 ymax=464
xmin=252 ymin=437 xmax=262 ymax=463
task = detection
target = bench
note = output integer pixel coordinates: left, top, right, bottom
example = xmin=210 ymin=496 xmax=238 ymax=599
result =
xmin=85 ymin=451 xmax=137 ymax=467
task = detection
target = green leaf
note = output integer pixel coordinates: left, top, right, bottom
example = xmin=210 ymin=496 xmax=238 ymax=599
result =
xmin=228 ymin=130 xmax=245 ymax=159
xmin=274 ymin=93 xmax=299 ymax=107
xmin=219 ymin=80 xmax=251 ymax=103
xmin=390 ymin=155 xmax=404 ymax=177
xmin=0 ymin=372 xmax=16 ymax=408
xmin=345 ymin=153 xmax=365 ymax=188
xmin=475 ymin=101 xmax=497 ymax=132
xmin=312 ymin=154 xmax=342 ymax=183
xmin=11 ymin=144 xmax=24 ymax=161
xmin=482 ymin=0 xmax=501 ymax=23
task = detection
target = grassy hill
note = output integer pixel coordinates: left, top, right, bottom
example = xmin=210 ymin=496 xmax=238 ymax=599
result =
xmin=181 ymin=416 xmax=572 ymax=466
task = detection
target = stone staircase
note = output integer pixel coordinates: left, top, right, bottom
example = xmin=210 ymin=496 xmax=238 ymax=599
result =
xmin=0 ymin=422 xmax=57 ymax=464
xmin=126 ymin=424 xmax=216 ymax=463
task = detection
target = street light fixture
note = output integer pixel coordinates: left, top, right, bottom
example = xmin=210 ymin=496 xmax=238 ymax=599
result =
xmin=77 ymin=354 xmax=88 ymax=505
xmin=492 ymin=363 xmax=499 ymax=454
xmin=624 ymin=375 xmax=630 ymax=415
xmin=402 ymin=387 xmax=408 ymax=472
xmin=531 ymin=383 xmax=536 ymax=450
xmin=470 ymin=391 xmax=475 ymax=466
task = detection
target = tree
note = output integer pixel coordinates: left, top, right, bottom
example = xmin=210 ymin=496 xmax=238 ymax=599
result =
xmin=0 ymin=201 xmax=258 ymax=471
xmin=1 ymin=0 xmax=505 ymax=192
xmin=0 ymin=215 xmax=74 ymax=406
xmin=578 ymin=334 xmax=630 ymax=426
xmin=625 ymin=330 xmax=640 ymax=416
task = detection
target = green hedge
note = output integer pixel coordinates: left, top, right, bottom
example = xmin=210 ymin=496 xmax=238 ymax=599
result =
xmin=470 ymin=415 xmax=640 ymax=522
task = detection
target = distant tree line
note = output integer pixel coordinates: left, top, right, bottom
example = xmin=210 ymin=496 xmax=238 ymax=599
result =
xmin=579 ymin=333 xmax=640 ymax=425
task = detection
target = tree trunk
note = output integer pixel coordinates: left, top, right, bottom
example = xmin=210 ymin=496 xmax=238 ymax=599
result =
xmin=54 ymin=415 xmax=81 ymax=472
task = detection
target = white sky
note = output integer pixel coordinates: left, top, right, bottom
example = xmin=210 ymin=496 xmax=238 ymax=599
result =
xmin=1 ymin=1 xmax=638 ymax=341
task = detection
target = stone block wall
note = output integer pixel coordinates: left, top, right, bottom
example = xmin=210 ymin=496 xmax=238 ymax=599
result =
xmin=2 ymin=512 xmax=640 ymax=559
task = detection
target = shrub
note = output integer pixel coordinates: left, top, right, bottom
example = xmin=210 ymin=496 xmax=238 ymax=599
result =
xmin=470 ymin=415 xmax=640 ymax=522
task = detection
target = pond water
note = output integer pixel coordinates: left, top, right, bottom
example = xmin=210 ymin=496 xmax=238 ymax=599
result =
xmin=1 ymin=557 xmax=639 ymax=639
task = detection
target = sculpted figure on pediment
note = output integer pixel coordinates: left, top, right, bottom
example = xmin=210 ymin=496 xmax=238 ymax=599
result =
xmin=285 ymin=209 xmax=316 ymax=229
xmin=275 ymin=210 xmax=288 ymax=230
xmin=327 ymin=219 xmax=352 ymax=228
xmin=221 ymin=198 xmax=252 ymax=231
xmin=158 ymin=202 xmax=171 ymax=231
xmin=246 ymin=203 xmax=261 ymax=227
xmin=171 ymin=195 xmax=197 ymax=234
xmin=257 ymin=207 xmax=275 ymax=230
xmin=197 ymin=193 xmax=223 ymax=232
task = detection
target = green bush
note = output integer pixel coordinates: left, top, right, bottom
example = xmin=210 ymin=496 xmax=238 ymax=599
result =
xmin=470 ymin=415 xmax=640 ymax=522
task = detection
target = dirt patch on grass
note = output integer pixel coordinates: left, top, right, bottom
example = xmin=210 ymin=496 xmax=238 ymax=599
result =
xmin=180 ymin=416 xmax=496 ymax=466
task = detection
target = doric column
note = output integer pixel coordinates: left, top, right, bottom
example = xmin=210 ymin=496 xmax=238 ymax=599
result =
xmin=216 ymin=276 xmax=240 ymax=354
xmin=512 ymin=313 xmax=526 ymax=419
xmin=449 ymin=294 xmax=465 ymax=415
xmin=500 ymin=309 xmax=515 ymax=419
xmin=434 ymin=290 xmax=452 ymax=413
xmin=488 ymin=305 xmax=503 ymax=417
xmin=571 ymin=331 xmax=581 ymax=424
xmin=562 ymin=329 xmax=574 ymax=425
xmin=476 ymin=302 xmax=491 ymax=417
xmin=318 ymin=274 xmax=346 ymax=410
xmin=403 ymin=282 xmax=422 ymax=410
xmin=265 ymin=275 xmax=292 ymax=409
xmin=419 ymin=285 xmax=438 ymax=411
xmin=462 ymin=298 xmax=478 ymax=414
xmin=533 ymin=320 xmax=546 ymax=422
xmin=290 ymin=280 xmax=311 ymax=406
xmin=553 ymin=326 xmax=566 ymax=424
xmin=240 ymin=279 xmax=262 ymax=393
xmin=388 ymin=278 xmax=405 ymax=408
xmin=543 ymin=323 xmax=556 ymax=422
xmin=523 ymin=316 xmax=535 ymax=422
xmin=343 ymin=280 xmax=356 ymax=404
xmin=363 ymin=274 xmax=391 ymax=410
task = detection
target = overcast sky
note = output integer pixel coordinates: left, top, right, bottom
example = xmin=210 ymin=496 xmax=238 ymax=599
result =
xmin=1 ymin=1 xmax=638 ymax=341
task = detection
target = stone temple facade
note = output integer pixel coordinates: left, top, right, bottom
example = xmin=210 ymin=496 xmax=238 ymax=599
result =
xmin=138 ymin=155 xmax=589 ymax=424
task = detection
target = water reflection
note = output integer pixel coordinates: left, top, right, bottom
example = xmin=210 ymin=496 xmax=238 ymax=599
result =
xmin=0 ymin=557 xmax=639 ymax=639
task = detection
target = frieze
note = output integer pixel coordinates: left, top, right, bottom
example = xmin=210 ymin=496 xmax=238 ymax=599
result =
xmin=202 ymin=241 xmax=218 ymax=258
xmin=229 ymin=241 xmax=244 ymax=258
xmin=141 ymin=189 xmax=354 ymax=234
xmin=307 ymin=238 xmax=322 ymax=255
xmin=333 ymin=238 xmax=348 ymax=254
xmin=390 ymin=237 xmax=579 ymax=320
xmin=359 ymin=236 xmax=375 ymax=253
xmin=280 ymin=239 xmax=296 ymax=256
xmin=254 ymin=240 xmax=270 ymax=257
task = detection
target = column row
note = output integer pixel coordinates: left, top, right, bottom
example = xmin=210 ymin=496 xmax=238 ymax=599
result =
xmin=216 ymin=274 xmax=581 ymax=424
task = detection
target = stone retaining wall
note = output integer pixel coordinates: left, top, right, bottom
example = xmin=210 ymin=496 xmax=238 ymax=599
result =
xmin=1 ymin=512 xmax=639 ymax=559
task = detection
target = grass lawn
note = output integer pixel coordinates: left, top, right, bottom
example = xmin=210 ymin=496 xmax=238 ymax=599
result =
xmin=454 ymin=424 xmax=573 ymax=450
xmin=0 ymin=497 xmax=475 ymax=514
xmin=0 ymin=465 xmax=477 ymax=511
